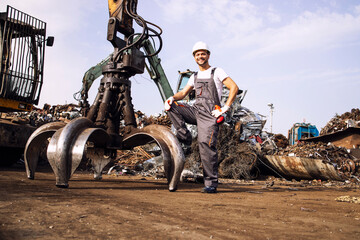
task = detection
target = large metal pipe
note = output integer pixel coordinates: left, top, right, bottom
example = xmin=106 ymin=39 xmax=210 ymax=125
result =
xmin=265 ymin=155 xmax=343 ymax=181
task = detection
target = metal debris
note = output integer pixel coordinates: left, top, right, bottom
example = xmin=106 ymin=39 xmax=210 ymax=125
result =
xmin=230 ymin=106 xmax=267 ymax=142
xmin=8 ymin=104 xmax=359 ymax=183
xmin=273 ymin=134 xmax=289 ymax=149
xmin=185 ymin=124 xmax=260 ymax=180
xmin=267 ymin=141 xmax=359 ymax=180
xmin=320 ymin=108 xmax=360 ymax=135
xmin=1 ymin=103 xmax=81 ymax=127
xmin=275 ymin=141 xmax=354 ymax=160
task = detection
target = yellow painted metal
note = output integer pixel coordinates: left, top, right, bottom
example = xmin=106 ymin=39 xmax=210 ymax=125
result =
xmin=0 ymin=98 xmax=33 ymax=112
xmin=108 ymin=0 xmax=123 ymax=17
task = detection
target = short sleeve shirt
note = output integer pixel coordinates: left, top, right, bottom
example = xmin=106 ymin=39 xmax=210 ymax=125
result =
xmin=187 ymin=67 xmax=229 ymax=102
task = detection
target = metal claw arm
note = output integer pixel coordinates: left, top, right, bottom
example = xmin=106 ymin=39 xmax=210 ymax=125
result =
xmin=25 ymin=0 xmax=185 ymax=191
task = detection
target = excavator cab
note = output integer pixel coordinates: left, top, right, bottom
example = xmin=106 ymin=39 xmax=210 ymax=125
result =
xmin=176 ymin=70 xmax=195 ymax=102
xmin=0 ymin=6 xmax=53 ymax=112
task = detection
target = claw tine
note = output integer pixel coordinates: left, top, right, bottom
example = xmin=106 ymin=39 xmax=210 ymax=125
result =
xmin=24 ymin=122 xmax=66 ymax=179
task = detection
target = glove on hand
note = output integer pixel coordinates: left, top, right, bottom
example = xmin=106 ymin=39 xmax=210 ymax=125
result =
xmin=211 ymin=105 xmax=230 ymax=118
xmin=164 ymin=96 xmax=174 ymax=111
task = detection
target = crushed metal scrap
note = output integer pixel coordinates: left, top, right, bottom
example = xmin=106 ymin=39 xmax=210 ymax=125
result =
xmin=320 ymin=108 xmax=360 ymax=135
xmin=273 ymin=134 xmax=289 ymax=149
xmin=109 ymin=118 xmax=263 ymax=181
xmin=265 ymin=138 xmax=359 ymax=181
xmin=5 ymin=104 xmax=359 ymax=183
xmin=139 ymin=112 xmax=172 ymax=129
xmin=185 ymin=124 xmax=260 ymax=181
xmin=274 ymin=141 xmax=354 ymax=160
xmin=264 ymin=108 xmax=360 ymax=182
xmin=1 ymin=103 xmax=81 ymax=127
xmin=86 ymin=109 xmax=360 ymax=183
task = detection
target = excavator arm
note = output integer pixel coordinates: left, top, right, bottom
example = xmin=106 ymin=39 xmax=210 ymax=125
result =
xmin=74 ymin=39 xmax=174 ymax=112
xmin=141 ymin=39 xmax=174 ymax=101
xmin=74 ymin=0 xmax=173 ymax=111
xmin=73 ymin=55 xmax=111 ymax=111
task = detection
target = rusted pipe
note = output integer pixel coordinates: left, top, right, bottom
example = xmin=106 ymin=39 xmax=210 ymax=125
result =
xmin=265 ymin=155 xmax=343 ymax=181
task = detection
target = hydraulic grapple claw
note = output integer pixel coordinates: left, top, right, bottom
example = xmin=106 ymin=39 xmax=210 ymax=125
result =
xmin=123 ymin=124 xmax=185 ymax=191
xmin=24 ymin=122 xmax=66 ymax=179
xmin=47 ymin=117 xmax=110 ymax=187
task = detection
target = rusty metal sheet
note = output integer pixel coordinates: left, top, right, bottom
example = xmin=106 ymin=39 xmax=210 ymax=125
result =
xmin=265 ymin=155 xmax=343 ymax=181
xmin=303 ymin=127 xmax=360 ymax=149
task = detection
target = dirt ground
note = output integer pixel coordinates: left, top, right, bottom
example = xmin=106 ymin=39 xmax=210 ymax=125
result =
xmin=1 ymin=165 xmax=360 ymax=240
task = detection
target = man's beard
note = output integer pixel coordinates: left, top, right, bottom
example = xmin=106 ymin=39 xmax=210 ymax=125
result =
xmin=197 ymin=59 xmax=208 ymax=67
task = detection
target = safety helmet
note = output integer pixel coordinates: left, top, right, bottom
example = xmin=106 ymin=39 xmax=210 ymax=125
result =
xmin=192 ymin=41 xmax=210 ymax=56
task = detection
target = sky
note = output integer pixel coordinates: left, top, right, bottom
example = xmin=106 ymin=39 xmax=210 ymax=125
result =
xmin=2 ymin=0 xmax=360 ymax=136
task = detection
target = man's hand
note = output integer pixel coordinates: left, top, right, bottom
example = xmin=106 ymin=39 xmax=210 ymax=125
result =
xmin=164 ymin=96 xmax=174 ymax=111
xmin=211 ymin=105 xmax=230 ymax=118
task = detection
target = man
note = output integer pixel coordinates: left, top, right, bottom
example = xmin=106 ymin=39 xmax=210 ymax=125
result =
xmin=164 ymin=41 xmax=239 ymax=193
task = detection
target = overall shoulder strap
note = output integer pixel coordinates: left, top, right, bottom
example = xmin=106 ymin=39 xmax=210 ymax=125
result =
xmin=210 ymin=67 xmax=221 ymax=106
xmin=211 ymin=67 xmax=216 ymax=79
xmin=193 ymin=71 xmax=198 ymax=84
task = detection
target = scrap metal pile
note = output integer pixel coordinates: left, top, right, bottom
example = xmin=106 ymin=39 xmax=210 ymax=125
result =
xmin=183 ymin=124 xmax=259 ymax=181
xmin=275 ymin=141 xmax=352 ymax=159
xmin=4 ymin=103 xmax=359 ymax=182
xmin=139 ymin=112 xmax=172 ymax=129
xmin=274 ymin=141 xmax=359 ymax=178
xmin=0 ymin=103 xmax=81 ymax=127
xmin=273 ymin=134 xmax=289 ymax=149
xmin=229 ymin=106 xmax=267 ymax=142
xmin=320 ymin=108 xmax=360 ymax=135
xmin=266 ymin=108 xmax=360 ymax=181
xmin=111 ymin=115 xmax=263 ymax=180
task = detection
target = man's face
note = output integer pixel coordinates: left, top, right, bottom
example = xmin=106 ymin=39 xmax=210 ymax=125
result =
xmin=194 ymin=50 xmax=210 ymax=67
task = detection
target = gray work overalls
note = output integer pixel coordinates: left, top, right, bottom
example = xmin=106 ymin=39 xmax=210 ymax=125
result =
xmin=168 ymin=68 xmax=220 ymax=188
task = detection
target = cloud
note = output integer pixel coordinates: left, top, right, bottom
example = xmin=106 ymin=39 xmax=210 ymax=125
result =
xmin=154 ymin=0 xmax=197 ymax=22
xmin=154 ymin=0 xmax=360 ymax=59
xmin=203 ymin=1 xmax=263 ymax=36
xmin=355 ymin=5 xmax=360 ymax=15
xmin=156 ymin=0 xmax=263 ymax=35
xmin=253 ymin=67 xmax=360 ymax=86
xmin=266 ymin=6 xmax=281 ymax=23
xmin=2 ymin=0 xmax=99 ymax=34
xmin=216 ymin=6 xmax=360 ymax=59
xmin=243 ymin=10 xmax=360 ymax=58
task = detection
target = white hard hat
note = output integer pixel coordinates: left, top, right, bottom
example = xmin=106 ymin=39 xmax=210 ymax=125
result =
xmin=192 ymin=41 xmax=210 ymax=55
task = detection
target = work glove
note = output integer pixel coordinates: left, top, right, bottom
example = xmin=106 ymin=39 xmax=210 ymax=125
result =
xmin=164 ymin=96 xmax=174 ymax=111
xmin=211 ymin=105 xmax=230 ymax=118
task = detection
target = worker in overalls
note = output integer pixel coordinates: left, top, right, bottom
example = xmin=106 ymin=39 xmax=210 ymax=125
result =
xmin=165 ymin=41 xmax=239 ymax=193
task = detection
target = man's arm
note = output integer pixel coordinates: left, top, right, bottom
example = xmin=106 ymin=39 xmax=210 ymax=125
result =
xmin=173 ymin=84 xmax=194 ymax=101
xmin=222 ymin=77 xmax=239 ymax=107
xmin=211 ymin=77 xmax=239 ymax=118
xmin=164 ymin=84 xmax=194 ymax=111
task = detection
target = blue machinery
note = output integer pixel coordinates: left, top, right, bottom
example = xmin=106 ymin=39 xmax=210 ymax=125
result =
xmin=288 ymin=123 xmax=319 ymax=145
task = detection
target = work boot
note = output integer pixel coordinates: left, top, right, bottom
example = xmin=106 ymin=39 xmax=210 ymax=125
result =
xmin=181 ymin=142 xmax=192 ymax=155
xmin=178 ymin=136 xmax=192 ymax=154
xmin=178 ymin=136 xmax=192 ymax=146
xmin=201 ymin=186 xmax=217 ymax=194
